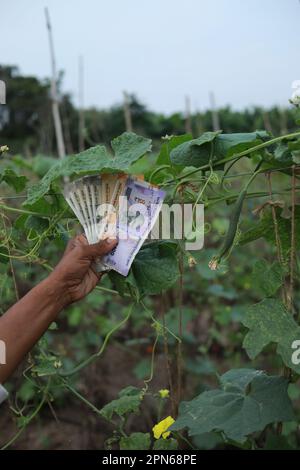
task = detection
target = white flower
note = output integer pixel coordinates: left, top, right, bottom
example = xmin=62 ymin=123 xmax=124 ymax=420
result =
xmin=290 ymin=89 xmax=300 ymax=106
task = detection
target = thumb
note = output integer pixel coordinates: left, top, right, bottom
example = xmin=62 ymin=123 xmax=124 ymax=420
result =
xmin=80 ymin=238 xmax=118 ymax=259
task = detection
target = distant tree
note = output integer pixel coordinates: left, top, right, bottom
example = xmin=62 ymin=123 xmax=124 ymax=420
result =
xmin=0 ymin=65 xmax=297 ymax=155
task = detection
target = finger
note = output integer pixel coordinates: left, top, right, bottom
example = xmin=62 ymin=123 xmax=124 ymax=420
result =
xmin=62 ymin=238 xmax=76 ymax=257
xmin=79 ymin=238 xmax=118 ymax=259
xmin=63 ymin=234 xmax=87 ymax=257
xmin=74 ymin=233 xmax=88 ymax=246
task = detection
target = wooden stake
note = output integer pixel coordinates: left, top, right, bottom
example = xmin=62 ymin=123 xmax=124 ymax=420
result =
xmin=78 ymin=55 xmax=85 ymax=152
xmin=279 ymin=107 xmax=288 ymax=136
xmin=185 ymin=95 xmax=192 ymax=135
xmin=262 ymin=111 xmax=273 ymax=134
xmin=45 ymin=7 xmax=66 ymax=159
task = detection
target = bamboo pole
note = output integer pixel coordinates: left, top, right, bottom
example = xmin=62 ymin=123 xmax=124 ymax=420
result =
xmin=209 ymin=91 xmax=220 ymax=131
xmin=185 ymin=95 xmax=192 ymax=135
xmin=262 ymin=110 xmax=273 ymax=134
xmin=45 ymin=7 xmax=66 ymax=159
xmin=78 ymin=55 xmax=85 ymax=152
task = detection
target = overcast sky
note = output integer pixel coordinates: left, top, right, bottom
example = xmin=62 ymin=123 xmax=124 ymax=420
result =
xmin=1 ymin=0 xmax=299 ymax=113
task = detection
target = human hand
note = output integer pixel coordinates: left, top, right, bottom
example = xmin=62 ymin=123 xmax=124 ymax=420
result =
xmin=48 ymin=234 xmax=117 ymax=306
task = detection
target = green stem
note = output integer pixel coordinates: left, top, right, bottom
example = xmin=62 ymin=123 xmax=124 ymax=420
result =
xmin=60 ymin=303 xmax=134 ymax=377
xmin=95 ymin=284 xmax=129 ymax=297
xmin=64 ymin=382 xmax=104 ymax=418
xmin=206 ymin=185 xmax=300 ymax=207
xmin=163 ymin=131 xmax=300 ymax=186
xmin=173 ymin=431 xmax=196 ymax=450
xmin=1 ymin=380 xmax=50 ymax=450
xmin=0 ymin=203 xmax=44 ymax=217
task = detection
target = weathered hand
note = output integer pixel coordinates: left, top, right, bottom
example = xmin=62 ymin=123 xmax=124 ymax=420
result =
xmin=48 ymin=234 xmax=117 ymax=306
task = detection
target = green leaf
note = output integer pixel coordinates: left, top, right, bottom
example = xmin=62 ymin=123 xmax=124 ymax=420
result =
xmin=0 ymin=167 xmax=27 ymax=193
xmin=239 ymin=206 xmax=300 ymax=257
xmin=170 ymin=131 xmax=269 ymax=168
xmin=26 ymin=132 xmax=152 ymax=205
xmin=191 ymin=432 xmax=223 ymax=450
xmin=132 ymin=242 xmax=179 ymax=296
xmin=157 ymin=134 xmax=192 ymax=166
xmin=120 ymin=432 xmax=151 ymax=450
xmin=25 ymin=215 xmax=49 ymax=234
xmin=242 ymin=298 xmax=300 ymax=374
xmin=268 ymin=138 xmax=300 ymax=166
xmin=17 ymin=380 xmax=36 ymax=402
xmin=100 ymin=387 xmax=142 ymax=420
xmin=110 ymin=242 xmax=179 ymax=298
xmin=111 ymin=132 xmax=152 ymax=165
xmin=274 ymin=142 xmax=292 ymax=163
xmin=118 ymin=386 xmax=141 ymax=397
xmin=170 ymin=131 xmax=220 ymax=167
xmin=151 ymin=134 xmax=193 ymax=181
xmin=170 ymin=368 xmax=294 ymax=443
xmin=109 ymin=269 xmax=138 ymax=298
xmin=214 ymin=131 xmax=269 ymax=159
xmin=153 ymin=438 xmax=178 ymax=450
xmin=251 ymin=259 xmax=284 ymax=297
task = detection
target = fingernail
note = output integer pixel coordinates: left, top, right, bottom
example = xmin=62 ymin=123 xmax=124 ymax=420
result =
xmin=105 ymin=237 xmax=117 ymax=245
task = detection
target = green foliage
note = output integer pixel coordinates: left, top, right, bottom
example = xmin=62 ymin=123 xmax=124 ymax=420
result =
xmin=170 ymin=131 xmax=269 ymax=167
xmin=100 ymin=387 xmax=142 ymax=421
xmin=242 ymin=299 xmax=300 ymax=373
xmin=0 ymin=167 xmax=27 ymax=192
xmin=1 ymin=125 xmax=300 ymax=450
xmin=109 ymin=241 xmax=179 ymax=298
xmin=170 ymin=131 xmax=220 ymax=167
xmin=171 ymin=369 xmax=294 ymax=443
xmin=153 ymin=438 xmax=178 ymax=450
xmin=120 ymin=432 xmax=151 ymax=450
xmin=26 ymin=132 xmax=152 ymax=205
xmin=240 ymin=206 xmax=300 ymax=257
xmin=251 ymin=259 xmax=284 ymax=297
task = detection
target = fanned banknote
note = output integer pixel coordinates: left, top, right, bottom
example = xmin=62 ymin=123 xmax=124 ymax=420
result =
xmin=63 ymin=174 xmax=165 ymax=276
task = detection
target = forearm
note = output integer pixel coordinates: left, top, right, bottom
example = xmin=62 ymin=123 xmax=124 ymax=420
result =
xmin=0 ymin=276 xmax=67 ymax=384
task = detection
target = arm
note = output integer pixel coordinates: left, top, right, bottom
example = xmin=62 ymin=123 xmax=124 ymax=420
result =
xmin=0 ymin=235 xmax=117 ymax=384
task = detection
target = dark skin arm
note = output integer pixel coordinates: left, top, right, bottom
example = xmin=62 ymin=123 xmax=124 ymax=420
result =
xmin=0 ymin=235 xmax=117 ymax=384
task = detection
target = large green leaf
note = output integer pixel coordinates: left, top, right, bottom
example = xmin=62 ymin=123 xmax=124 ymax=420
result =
xmin=157 ymin=134 xmax=192 ymax=166
xmin=251 ymin=259 xmax=284 ymax=297
xmin=25 ymin=132 xmax=152 ymax=205
xmin=170 ymin=368 xmax=294 ymax=443
xmin=214 ymin=131 xmax=269 ymax=158
xmin=170 ymin=131 xmax=220 ymax=167
xmin=170 ymin=131 xmax=269 ymax=168
xmin=267 ymin=138 xmax=300 ymax=166
xmin=242 ymin=298 xmax=300 ymax=373
xmin=109 ymin=241 xmax=179 ymax=298
xmin=239 ymin=206 xmax=300 ymax=257
xmin=120 ymin=432 xmax=151 ymax=450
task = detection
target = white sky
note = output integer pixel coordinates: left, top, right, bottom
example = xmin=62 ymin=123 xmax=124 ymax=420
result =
xmin=1 ymin=0 xmax=300 ymax=113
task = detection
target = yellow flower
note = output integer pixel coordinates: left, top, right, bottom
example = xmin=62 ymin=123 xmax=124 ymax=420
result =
xmin=152 ymin=416 xmax=175 ymax=439
xmin=159 ymin=389 xmax=170 ymax=399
